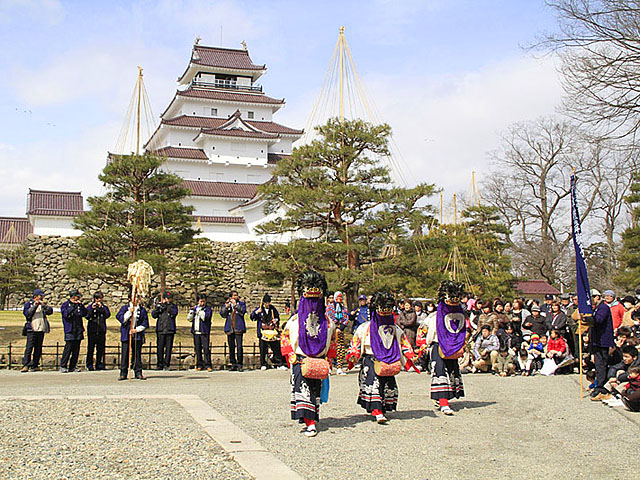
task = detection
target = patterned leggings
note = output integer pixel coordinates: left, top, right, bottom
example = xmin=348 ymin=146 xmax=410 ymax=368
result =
xmin=335 ymin=329 xmax=346 ymax=369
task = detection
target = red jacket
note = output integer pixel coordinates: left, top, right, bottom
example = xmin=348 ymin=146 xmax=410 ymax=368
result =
xmin=609 ymin=303 xmax=625 ymax=331
xmin=547 ymin=337 xmax=567 ymax=354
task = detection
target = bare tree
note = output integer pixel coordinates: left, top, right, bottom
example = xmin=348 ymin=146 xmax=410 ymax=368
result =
xmin=540 ymin=0 xmax=640 ymax=141
xmin=484 ymin=117 xmax=602 ymax=287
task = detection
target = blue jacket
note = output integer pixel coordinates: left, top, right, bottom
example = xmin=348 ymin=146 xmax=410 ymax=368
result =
xmin=152 ymin=302 xmax=178 ymax=334
xmin=591 ymin=302 xmax=615 ymax=348
xmin=349 ymin=305 xmax=370 ymax=333
xmin=116 ymin=304 xmax=149 ymax=343
xmin=86 ymin=303 xmax=111 ymax=335
xmin=188 ymin=305 xmax=212 ymax=335
xmin=61 ymin=300 xmax=87 ymax=341
xmin=23 ymin=300 xmax=53 ymax=333
xmin=221 ymin=301 xmax=247 ymax=334
xmin=250 ymin=305 xmax=280 ymax=338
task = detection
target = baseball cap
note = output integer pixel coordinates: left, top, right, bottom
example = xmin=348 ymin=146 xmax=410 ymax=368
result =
xmin=33 ymin=288 xmax=45 ymax=297
xmin=591 ymin=288 xmax=601 ymax=297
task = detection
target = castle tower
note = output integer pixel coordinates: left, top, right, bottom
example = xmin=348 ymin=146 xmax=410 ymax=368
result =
xmin=147 ymin=42 xmax=303 ymax=241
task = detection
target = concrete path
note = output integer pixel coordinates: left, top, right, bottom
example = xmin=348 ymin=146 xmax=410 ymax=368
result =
xmin=1 ymin=368 xmax=639 ymax=479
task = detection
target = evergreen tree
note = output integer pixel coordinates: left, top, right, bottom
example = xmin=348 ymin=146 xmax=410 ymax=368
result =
xmin=361 ymin=205 xmax=514 ymax=299
xmin=254 ymin=118 xmax=437 ymax=305
xmin=617 ymin=172 xmax=640 ymax=289
xmin=171 ymin=238 xmax=220 ymax=303
xmin=0 ymin=246 xmax=35 ymax=309
xmin=68 ymin=154 xmax=196 ymax=288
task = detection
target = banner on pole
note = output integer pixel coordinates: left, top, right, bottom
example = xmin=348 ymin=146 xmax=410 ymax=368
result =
xmin=570 ymin=174 xmax=593 ymax=316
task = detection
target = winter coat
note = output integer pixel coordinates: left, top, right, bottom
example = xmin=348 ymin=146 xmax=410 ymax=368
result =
xmin=86 ymin=303 xmax=111 ymax=335
xmin=397 ymin=310 xmax=418 ymax=347
xmin=591 ymin=302 xmax=614 ymax=348
xmin=23 ymin=300 xmax=52 ymax=333
xmin=116 ymin=304 xmax=149 ymax=342
xmin=188 ymin=305 xmax=212 ymax=335
xmin=608 ymin=301 xmax=625 ymax=331
xmin=221 ymin=301 xmax=247 ymax=334
xmin=473 ymin=334 xmax=500 ymax=360
xmin=547 ymin=311 xmax=567 ymax=333
xmin=250 ymin=305 xmax=280 ymax=339
xmin=476 ymin=313 xmax=499 ymax=336
xmin=152 ymin=302 xmax=178 ymax=334
xmin=60 ymin=301 xmax=87 ymax=341
xmin=523 ymin=314 xmax=547 ymax=337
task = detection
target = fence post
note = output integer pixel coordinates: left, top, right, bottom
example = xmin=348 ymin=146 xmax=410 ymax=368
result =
xmin=178 ymin=342 xmax=182 ymax=370
xmin=253 ymin=342 xmax=256 ymax=369
xmin=148 ymin=343 xmax=152 ymax=369
xmin=223 ymin=342 xmax=227 ymax=370
xmin=55 ymin=342 xmax=59 ymax=369
xmin=8 ymin=342 xmax=11 ymax=370
xmin=117 ymin=343 xmax=121 ymax=370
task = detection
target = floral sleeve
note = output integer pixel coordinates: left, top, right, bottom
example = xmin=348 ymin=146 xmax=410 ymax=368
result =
xmin=280 ymin=327 xmax=296 ymax=366
xmin=400 ymin=332 xmax=415 ymax=360
xmin=346 ymin=329 xmax=362 ymax=364
xmin=326 ymin=320 xmax=338 ymax=360
xmin=416 ymin=324 xmax=428 ymax=354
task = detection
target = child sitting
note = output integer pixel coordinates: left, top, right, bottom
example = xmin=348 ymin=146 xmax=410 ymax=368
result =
xmin=621 ymin=366 xmax=640 ymax=412
xmin=521 ymin=334 xmax=544 ymax=376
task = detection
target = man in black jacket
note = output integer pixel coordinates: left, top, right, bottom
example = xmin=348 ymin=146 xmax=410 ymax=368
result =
xmin=86 ymin=291 xmax=111 ymax=371
xmin=60 ymin=289 xmax=87 ymax=373
xmin=21 ymin=288 xmax=52 ymax=372
xmin=152 ymin=292 xmax=178 ymax=370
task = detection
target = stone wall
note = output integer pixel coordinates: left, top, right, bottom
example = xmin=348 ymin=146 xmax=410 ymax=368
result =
xmin=16 ymin=235 xmax=291 ymax=311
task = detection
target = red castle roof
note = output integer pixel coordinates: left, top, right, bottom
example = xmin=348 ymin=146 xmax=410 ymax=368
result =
xmin=0 ymin=217 xmax=32 ymax=244
xmin=193 ymin=215 xmax=245 ymax=225
xmin=514 ymin=280 xmax=561 ymax=296
xmin=183 ymin=180 xmax=258 ymax=199
xmin=162 ymin=114 xmax=303 ymax=136
xmin=153 ymin=146 xmax=208 ymax=160
xmin=27 ymin=190 xmax=83 ymax=217
xmin=177 ymin=88 xmax=284 ymax=105
xmin=191 ymin=45 xmax=265 ymax=71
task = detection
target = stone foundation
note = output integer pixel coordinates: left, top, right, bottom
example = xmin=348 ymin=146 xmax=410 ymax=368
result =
xmin=13 ymin=235 xmax=291 ymax=310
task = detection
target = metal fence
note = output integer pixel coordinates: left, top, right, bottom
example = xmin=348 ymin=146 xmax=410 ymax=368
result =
xmin=0 ymin=340 xmax=264 ymax=371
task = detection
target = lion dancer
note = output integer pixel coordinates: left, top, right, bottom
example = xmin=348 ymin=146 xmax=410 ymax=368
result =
xmin=347 ymin=291 xmax=418 ymax=424
xmin=424 ymin=281 xmax=468 ymax=415
xmin=281 ymin=271 xmax=337 ymax=437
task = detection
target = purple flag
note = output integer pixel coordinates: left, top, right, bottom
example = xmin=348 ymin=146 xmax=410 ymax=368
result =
xmin=370 ymin=311 xmax=401 ymax=364
xmin=436 ymin=301 xmax=466 ymax=357
xmin=297 ymin=296 xmax=328 ymax=357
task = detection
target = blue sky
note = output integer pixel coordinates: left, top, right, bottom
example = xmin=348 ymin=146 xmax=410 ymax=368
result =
xmin=0 ymin=0 xmax=562 ymax=217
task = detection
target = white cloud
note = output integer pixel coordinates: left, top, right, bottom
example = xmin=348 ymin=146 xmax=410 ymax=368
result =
xmin=366 ymin=54 xmax=565 ymax=197
xmin=0 ymin=122 xmax=119 ymax=216
xmin=0 ymin=0 xmax=63 ymax=25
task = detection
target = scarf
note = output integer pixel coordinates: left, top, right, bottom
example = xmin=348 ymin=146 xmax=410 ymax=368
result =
xmin=436 ymin=301 xmax=466 ymax=358
xmin=297 ymin=296 xmax=328 ymax=357
xmin=370 ymin=311 xmax=401 ymax=364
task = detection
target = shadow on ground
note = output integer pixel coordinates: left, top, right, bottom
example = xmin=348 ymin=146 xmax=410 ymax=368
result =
xmin=321 ymin=408 xmax=437 ymax=430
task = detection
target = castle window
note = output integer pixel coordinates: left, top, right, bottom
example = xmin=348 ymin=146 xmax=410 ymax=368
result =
xmin=211 ymin=108 xmax=218 ymax=116
xmin=247 ymin=111 xmax=254 ymax=119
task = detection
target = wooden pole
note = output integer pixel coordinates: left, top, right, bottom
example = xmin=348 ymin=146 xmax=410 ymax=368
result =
xmin=128 ymin=287 xmax=136 ymax=381
xmin=578 ymin=317 xmax=584 ymax=398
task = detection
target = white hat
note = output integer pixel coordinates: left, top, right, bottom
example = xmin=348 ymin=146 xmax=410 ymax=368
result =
xmin=591 ymin=288 xmax=601 ymax=297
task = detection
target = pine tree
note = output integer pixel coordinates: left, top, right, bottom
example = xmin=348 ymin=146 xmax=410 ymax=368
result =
xmin=68 ymin=154 xmax=196 ymax=288
xmin=253 ymin=118 xmax=437 ymax=305
xmin=172 ymin=238 xmax=220 ymax=303
xmin=0 ymin=246 xmax=36 ymax=309
xmin=617 ymin=172 xmax=640 ymax=288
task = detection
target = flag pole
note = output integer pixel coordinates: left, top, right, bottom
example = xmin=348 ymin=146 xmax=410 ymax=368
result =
xmin=578 ymin=316 xmax=584 ymax=398
xmin=574 ymin=167 xmax=583 ymax=399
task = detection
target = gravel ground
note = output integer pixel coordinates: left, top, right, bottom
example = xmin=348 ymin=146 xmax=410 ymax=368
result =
xmin=0 ymin=398 xmax=250 ymax=480
xmin=1 ymin=369 xmax=639 ymax=479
